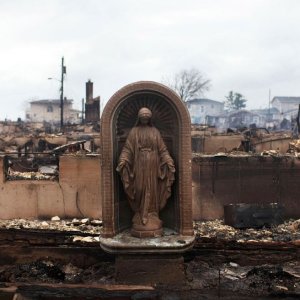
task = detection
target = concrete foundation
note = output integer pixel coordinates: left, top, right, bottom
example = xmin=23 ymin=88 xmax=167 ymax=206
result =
xmin=0 ymin=155 xmax=101 ymax=220
xmin=192 ymin=155 xmax=300 ymax=220
xmin=115 ymin=254 xmax=185 ymax=285
xmin=1 ymin=153 xmax=300 ymax=221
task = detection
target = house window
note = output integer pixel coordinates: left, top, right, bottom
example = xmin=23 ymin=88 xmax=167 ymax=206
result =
xmin=201 ymin=106 xmax=204 ymax=112
xmin=47 ymin=105 xmax=53 ymax=112
xmin=211 ymin=104 xmax=214 ymax=109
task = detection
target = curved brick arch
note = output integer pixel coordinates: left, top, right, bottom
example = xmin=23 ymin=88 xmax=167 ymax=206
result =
xmin=100 ymin=81 xmax=193 ymax=237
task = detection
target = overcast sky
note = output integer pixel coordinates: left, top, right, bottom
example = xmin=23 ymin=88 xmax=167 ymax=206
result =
xmin=1 ymin=0 xmax=300 ymax=120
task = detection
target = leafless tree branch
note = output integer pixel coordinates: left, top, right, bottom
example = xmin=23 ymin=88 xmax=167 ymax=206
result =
xmin=165 ymin=68 xmax=211 ymax=102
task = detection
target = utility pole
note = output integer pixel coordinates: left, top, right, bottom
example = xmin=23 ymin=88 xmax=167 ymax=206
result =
xmin=268 ymin=89 xmax=271 ymax=122
xmin=82 ymin=98 xmax=84 ymax=124
xmin=60 ymin=57 xmax=66 ymax=131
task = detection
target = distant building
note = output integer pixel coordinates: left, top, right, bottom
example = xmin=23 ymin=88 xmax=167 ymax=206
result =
xmin=85 ymin=80 xmax=100 ymax=123
xmin=271 ymin=97 xmax=300 ymax=114
xmin=251 ymin=107 xmax=280 ymax=121
xmin=270 ymin=96 xmax=300 ymax=127
xmin=282 ymin=108 xmax=299 ymax=121
xmin=251 ymin=107 xmax=281 ymax=128
xmin=227 ymin=110 xmax=265 ymax=128
xmin=186 ymin=98 xmax=224 ymax=124
xmin=26 ymin=98 xmax=81 ymax=124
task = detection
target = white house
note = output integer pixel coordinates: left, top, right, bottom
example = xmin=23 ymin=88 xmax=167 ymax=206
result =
xmin=227 ymin=110 xmax=265 ymax=128
xmin=185 ymin=98 xmax=224 ymax=124
xmin=251 ymin=107 xmax=281 ymax=128
xmin=26 ymin=99 xmax=81 ymax=124
xmin=271 ymin=97 xmax=300 ymax=114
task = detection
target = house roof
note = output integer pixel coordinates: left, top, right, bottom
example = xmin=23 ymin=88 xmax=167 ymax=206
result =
xmin=282 ymin=108 xmax=299 ymax=115
xmin=251 ymin=107 xmax=280 ymax=115
xmin=186 ymin=98 xmax=224 ymax=105
xmin=227 ymin=109 xmax=260 ymax=118
xmin=30 ymin=99 xmax=73 ymax=105
xmin=271 ymin=96 xmax=300 ymax=104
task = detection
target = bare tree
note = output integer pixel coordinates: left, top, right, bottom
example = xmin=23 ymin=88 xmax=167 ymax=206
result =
xmin=165 ymin=68 xmax=211 ymax=102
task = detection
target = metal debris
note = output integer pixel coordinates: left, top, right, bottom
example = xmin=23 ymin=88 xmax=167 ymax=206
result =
xmin=52 ymin=140 xmax=88 ymax=155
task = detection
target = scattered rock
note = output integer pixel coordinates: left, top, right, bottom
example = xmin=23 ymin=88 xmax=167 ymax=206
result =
xmin=41 ymin=221 xmax=49 ymax=227
xmin=81 ymin=218 xmax=90 ymax=224
xmin=289 ymin=219 xmax=300 ymax=232
xmin=73 ymin=236 xmax=96 ymax=243
xmin=90 ymin=219 xmax=102 ymax=226
xmin=62 ymin=263 xmax=81 ymax=276
xmin=51 ymin=216 xmax=60 ymax=222
xmin=229 ymin=262 xmax=239 ymax=268
xmin=78 ymin=225 xmax=88 ymax=231
xmin=275 ymin=285 xmax=288 ymax=291
xmin=71 ymin=218 xmax=81 ymax=225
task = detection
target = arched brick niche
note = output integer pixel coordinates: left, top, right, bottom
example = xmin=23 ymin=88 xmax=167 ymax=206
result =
xmin=100 ymin=81 xmax=193 ymax=237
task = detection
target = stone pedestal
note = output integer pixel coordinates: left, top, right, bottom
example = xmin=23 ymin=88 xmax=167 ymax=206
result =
xmin=99 ymin=228 xmax=194 ymax=254
xmin=116 ymin=254 xmax=185 ymax=285
xmin=99 ymin=228 xmax=194 ymax=285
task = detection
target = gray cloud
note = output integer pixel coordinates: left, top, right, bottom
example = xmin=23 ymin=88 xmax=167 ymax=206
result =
xmin=1 ymin=0 xmax=300 ymax=119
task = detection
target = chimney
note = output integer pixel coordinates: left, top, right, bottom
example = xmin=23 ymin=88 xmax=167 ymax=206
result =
xmin=86 ymin=80 xmax=93 ymax=103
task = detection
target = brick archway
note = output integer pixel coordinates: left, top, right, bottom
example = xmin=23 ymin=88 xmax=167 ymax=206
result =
xmin=100 ymin=81 xmax=193 ymax=237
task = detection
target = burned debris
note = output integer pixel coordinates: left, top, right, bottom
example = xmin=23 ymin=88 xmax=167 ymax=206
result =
xmin=191 ymin=125 xmax=294 ymax=155
xmin=0 ymin=218 xmax=299 ymax=298
xmin=5 ymin=154 xmax=59 ymax=181
xmin=1 ymin=137 xmax=98 ymax=181
xmin=194 ymin=219 xmax=300 ymax=243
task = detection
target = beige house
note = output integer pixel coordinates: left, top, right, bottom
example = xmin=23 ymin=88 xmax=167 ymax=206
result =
xmin=26 ymin=99 xmax=81 ymax=124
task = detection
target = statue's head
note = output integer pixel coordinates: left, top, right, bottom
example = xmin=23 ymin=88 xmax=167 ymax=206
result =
xmin=138 ymin=107 xmax=152 ymax=125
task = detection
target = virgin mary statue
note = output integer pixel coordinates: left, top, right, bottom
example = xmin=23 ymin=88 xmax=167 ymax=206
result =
xmin=117 ymin=107 xmax=175 ymax=237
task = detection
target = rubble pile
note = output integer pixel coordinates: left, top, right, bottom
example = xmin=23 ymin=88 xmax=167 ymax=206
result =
xmin=6 ymin=170 xmax=57 ymax=181
xmin=0 ymin=258 xmax=299 ymax=297
xmin=0 ymin=259 xmax=114 ymax=284
xmin=0 ymin=219 xmax=299 ymax=297
xmin=289 ymin=139 xmax=300 ymax=155
xmin=1 ymin=218 xmax=300 ymax=244
xmin=0 ymin=218 xmax=103 ymax=235
xmin=194 ymin=219 xmax=300 ymax=243
xmin=186 ymin=259 xmax=300 ymax=297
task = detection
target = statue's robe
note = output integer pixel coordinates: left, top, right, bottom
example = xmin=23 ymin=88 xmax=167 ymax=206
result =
xmin=117 ymin=125 xmax=175 ymax=225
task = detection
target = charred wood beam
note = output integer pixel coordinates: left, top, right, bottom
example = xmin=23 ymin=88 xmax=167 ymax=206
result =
xmin=1 ymin=283 xmax=156 ymax=299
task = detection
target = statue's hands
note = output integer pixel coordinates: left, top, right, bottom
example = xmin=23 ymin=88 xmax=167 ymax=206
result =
xmin=117 ymin=160 xmax=126 ymax=171
xmin=167 ymin=161 xmax=175 ymax=172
